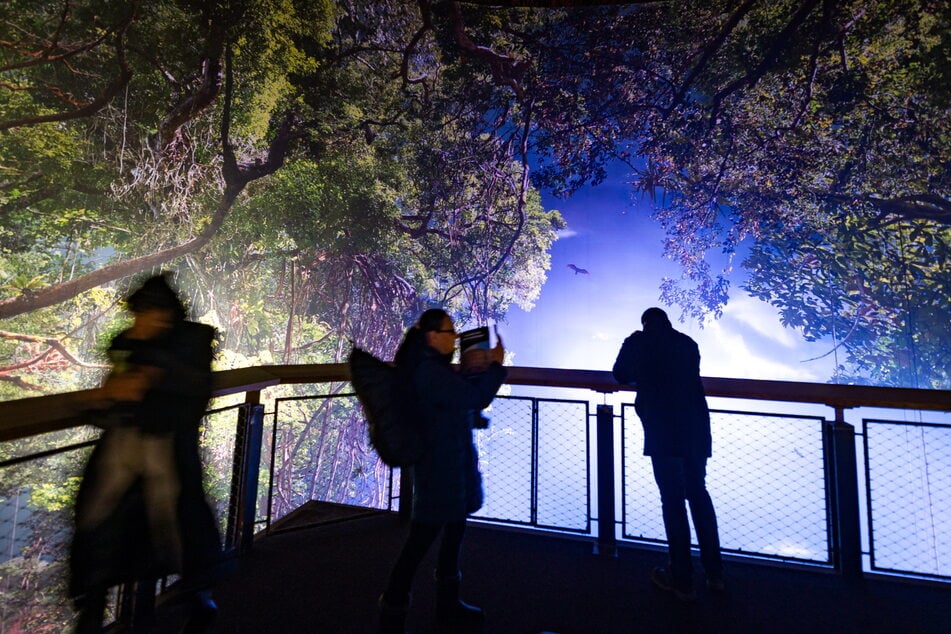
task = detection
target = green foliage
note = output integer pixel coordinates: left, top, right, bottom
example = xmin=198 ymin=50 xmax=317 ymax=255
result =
xmin=30 ymin=477 xmax=82 ymax=512
xmin=1 ymin=1 xmax=945 ymax=386
xmin=744 ymin=218 xmax=951 ymax=388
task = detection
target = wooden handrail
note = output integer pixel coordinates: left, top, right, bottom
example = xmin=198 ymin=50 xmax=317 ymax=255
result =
xmin=1 ymin=364 xmax=948 ymax=443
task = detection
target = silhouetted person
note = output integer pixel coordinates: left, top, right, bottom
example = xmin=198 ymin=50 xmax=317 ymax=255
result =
xmin=612 ymin=307 xmax=723 ymax=601
xmin=71 ymin=273 xmax=221 ymax=633
xmin=378 ymin=309 xmax=506 ymax=634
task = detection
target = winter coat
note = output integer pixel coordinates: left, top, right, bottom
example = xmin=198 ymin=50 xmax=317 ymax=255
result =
xmin=612 ymin=324 xmax=712 ymax=458
xmin=70 ymin=320 xmax=220 ymax=597
xmin=409 ymin=344 xmax=506 ymax=523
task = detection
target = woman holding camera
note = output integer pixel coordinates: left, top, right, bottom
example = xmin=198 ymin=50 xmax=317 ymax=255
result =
xmin=378 ymin=308 xmax=506 ymax=634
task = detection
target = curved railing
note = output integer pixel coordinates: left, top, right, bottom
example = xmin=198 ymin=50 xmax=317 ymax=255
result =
xmin=3 ymin=364 xmax=948 ymax=442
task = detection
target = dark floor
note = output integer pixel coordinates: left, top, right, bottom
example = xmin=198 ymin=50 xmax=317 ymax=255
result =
xmin=150 ymin=502 xmax=949 ymax=634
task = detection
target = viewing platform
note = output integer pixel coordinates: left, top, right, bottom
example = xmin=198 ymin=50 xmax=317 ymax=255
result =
xmin=146 ymin=501 xmax=948 ymax=633
xmin=1 ymin=364 xmax=948 ymax=632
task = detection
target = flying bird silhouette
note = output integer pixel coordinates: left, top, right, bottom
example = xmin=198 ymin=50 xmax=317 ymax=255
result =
xmin=567 ymin=264 xmax=589 ymax=275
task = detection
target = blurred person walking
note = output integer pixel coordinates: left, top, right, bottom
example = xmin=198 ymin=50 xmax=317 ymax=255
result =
xmin=378 ymin=308 xmax=506 ymax=634
xmin=71 ymin=273 xmax=221 ymax=633
xmin=612 ymin=307 xmax=724 ymax=602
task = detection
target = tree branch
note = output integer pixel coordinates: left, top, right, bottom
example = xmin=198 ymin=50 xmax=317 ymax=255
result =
xmin=447 ymin=1 xmax=529 ymax=100
xmin=153 ymin=13 xmax=227 ymax=151
xmin=666 ymin=0 xmax=757 ymax=116
xmin=0 ymin=329 xmax=108 ymax=371
xmin=0 ymin=23 xmax=134 ymax=131
xmin=836 ymin=193 xmax=951 ymax=227
xmin=402 ymin=0 xmax=435 ymax=88
xmin=0 ymin=47 xmax=303 ymax=320
xmin=707 ymin=0 xmax=823 ymax=125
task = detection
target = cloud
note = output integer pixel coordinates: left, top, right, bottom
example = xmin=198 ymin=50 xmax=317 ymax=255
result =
xmin=722 ymin=296 xmax=799 ymax=348
xmin=555 ymin=228 xmax=579 ymax=239
xmin=694 ymin=319 xmax=828 ymax=382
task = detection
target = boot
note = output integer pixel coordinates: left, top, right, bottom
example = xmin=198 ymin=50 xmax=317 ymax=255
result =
xmin=377 ymin=593 xmax=410 ymax=634
xmin=435 ymin=572 xmax=484 ymax=622
xmin=74 ymin=590 xmax=106 ymax=634
xmin=180 ymin=590 xmax=218 ymax=634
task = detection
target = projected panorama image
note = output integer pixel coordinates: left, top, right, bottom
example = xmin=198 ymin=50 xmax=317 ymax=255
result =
xmin=0 ymin=2 xmax=948 ymax=629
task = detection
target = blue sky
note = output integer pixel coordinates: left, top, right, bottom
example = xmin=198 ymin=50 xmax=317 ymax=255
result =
xmin=500 ymin=168 xmax=839 ymax=383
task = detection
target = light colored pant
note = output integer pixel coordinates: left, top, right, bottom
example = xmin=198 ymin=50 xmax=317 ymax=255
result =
xmin=80 ymin=426 xmax=182 ymax=570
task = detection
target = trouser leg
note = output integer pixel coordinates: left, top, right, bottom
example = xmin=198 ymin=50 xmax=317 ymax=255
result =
xmin=435 ymin=520 xmax=465 ymax=579
xmin=77 ymin=429 xmax=138 ymax=530
xmin=435 ymin=520 xmax=483 ymax=621
xmin=176 ymin=430 xmax=222 ymax=592
xmin=684 ymin=457 xmax=723 ymax=578
xmin=379 ymin=521 xmax=442 ymax=634
xmin=383 ymin=521 xmax=442 ymax=604
xmin=140 ymin=435 xmax=182 ymax=570
xmin=651 ymin=456 xmax=693 ymax=587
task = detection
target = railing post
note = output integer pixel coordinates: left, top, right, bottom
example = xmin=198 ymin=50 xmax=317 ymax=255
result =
xmin=595 ymin=404 xmax=617 ymax=557
xmin=227 ymin=392 xmax=264 ymax=554
xmin=829 ymin=407 xmax=863 ymax=582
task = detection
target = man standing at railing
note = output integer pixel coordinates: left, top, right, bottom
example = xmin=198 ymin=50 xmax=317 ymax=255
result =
xmin=612 ymin=307 xmax=724 ymax=602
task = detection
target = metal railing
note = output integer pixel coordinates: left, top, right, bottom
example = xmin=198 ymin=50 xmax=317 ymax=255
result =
xmin=862 ymin=418 xmax=951 ymax=580
xmin=622 ymin=406 xmax=833 ymax=563
xmin=1 ymin=365 xmax=949 ymax=632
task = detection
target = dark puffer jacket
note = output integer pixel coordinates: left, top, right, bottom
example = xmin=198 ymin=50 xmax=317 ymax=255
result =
xmin=408 ymin=344 xmax=506 ymax=523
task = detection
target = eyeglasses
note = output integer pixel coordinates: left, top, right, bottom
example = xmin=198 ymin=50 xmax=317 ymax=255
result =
xmin=434 ymin=329 xmax=457 ymax=335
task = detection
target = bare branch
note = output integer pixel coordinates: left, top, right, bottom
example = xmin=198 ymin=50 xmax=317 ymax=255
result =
xmin=0 ymin=374 xmax=43 ymax=391
xmin=0 ymin=329 xmax=108 ymax=371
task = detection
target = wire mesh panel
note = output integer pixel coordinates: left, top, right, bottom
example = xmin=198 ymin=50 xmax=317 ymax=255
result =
xmin=620 ymin=404 xmax=664 ymax=542
xmin=474 ymin=396 xmax=589 ymax=532
xmin=199 ymin=405 xmax=240 ymax=537
xmin=474 ymin=397 xmax=534 ymax=524
xmin=622 ymin=405 xmax=830 ymax=564
xmin=864 ymin=419 xmax=951 ymax=580
xmin=0 ymin=429 xmax=97 ymax=633
xmin=269 ymin=393 xmax=392 ymax=526
xmin=536 ymin=399 xmax=589 ymax=532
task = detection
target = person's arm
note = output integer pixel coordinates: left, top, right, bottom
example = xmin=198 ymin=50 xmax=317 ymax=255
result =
xmin=612 ymin=333 xmax=640 ymax=384
xmin=417 ymin=358 xmax=507 ymax=412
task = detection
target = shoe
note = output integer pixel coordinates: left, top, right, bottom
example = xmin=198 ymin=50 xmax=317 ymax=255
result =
xmin=651 ymin=566 xmax=697 ymax=603
xmin=435 ymin=571 xmax=485 ymax=622
xmin=180 ymin=592 xmax=218 ymax=634
xmin=706 ymin=575 xmax=726 ymax=592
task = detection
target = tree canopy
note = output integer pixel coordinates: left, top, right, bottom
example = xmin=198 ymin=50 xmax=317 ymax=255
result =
xmin=1 ymin=0 xmax=947 ymax=393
